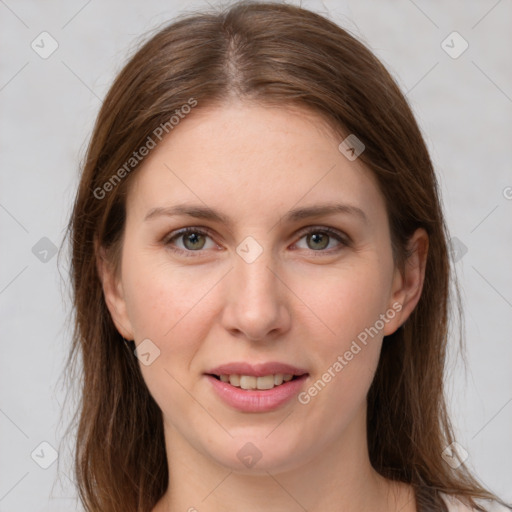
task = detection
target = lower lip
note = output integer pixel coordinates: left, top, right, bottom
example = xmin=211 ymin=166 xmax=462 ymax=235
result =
xmin=205 ymin=374 xmax=308 ymax=413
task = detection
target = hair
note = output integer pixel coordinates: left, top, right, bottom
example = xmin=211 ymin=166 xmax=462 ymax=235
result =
xmin=62 ymin=2 xmax=510 ymax=511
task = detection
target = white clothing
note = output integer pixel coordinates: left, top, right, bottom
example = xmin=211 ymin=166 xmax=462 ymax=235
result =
xmin=442 ymin=493 xmax=510 ymax=511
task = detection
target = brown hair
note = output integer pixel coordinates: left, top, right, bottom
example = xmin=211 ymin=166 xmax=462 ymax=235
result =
xmin=62 ymin=2 xmax=510 ymax=511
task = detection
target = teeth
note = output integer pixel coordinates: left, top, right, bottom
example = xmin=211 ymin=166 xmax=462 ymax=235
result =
xmin=239 ymin=375 xmax=257 ymax=389
xmin=274 ymin=374 xmax=283 ymax=386
xmin=217 ymin=373 xmax=300 ymax=390
xmin=256 ymin=375 xmax=275 ymax=390
xmin=229 ymin=374 xmax=240 ymax=387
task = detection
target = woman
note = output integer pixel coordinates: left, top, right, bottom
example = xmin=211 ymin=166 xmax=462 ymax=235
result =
xmin=64 ymin=2 xmax=511 ymax=511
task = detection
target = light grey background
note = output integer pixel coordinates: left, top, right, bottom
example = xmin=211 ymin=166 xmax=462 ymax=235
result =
xmin=1 ymin=0 xmax=511 ymax=510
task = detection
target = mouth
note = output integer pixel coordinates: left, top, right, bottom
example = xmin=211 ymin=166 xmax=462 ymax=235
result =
xmin=206 ymin=373 xmax=306 ymax=391
xmin=204 ymin=362 xmax=310 ymax=411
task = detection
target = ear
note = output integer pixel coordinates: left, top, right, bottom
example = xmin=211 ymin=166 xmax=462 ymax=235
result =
xmin=95 ymin=239 xmax=135 ymax=340
xmin=383 ymin=228 xmax=429 ymax=336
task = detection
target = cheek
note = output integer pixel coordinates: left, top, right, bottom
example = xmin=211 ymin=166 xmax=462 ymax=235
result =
xmin=120 ymin=248 xmax=230 ymax=402
xmin=122 ymin=245 xmax=218 ymax=340
xmin=120 ymin=253 xmax=221 ymax=414
xmin=296 ymin=259 xmax=392 ymax=346
xmin=293 ymin=260 xmax=390 ymax=409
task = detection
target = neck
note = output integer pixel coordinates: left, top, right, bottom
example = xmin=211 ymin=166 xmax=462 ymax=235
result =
xmin=153 ymin=407 xmax=415 ymax=512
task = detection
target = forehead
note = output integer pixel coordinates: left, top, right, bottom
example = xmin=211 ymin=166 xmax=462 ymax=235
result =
xmin=125 ymin=103 xmax=385 ymax=225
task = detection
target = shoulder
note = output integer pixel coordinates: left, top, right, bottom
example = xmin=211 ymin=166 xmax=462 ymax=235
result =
xmin=441 ymin=493 xmax=511 ymax=512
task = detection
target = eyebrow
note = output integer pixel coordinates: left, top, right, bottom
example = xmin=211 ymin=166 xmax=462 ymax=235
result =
xmin=144 ymin=202 xmax=368 ymax=227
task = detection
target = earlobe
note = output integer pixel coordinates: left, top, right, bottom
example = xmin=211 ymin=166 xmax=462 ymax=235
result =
xmin=95 ymin=241 xmax=135 ymax=340
xmin=384 ymin=228 xmax=429 ymax=336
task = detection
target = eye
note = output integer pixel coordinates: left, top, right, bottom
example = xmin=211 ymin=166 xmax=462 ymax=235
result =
xmin=164 ymin=227 xmax=218 ymax=255
xmin=163 ymin=225 xmax=349 ymax=258
xmin=294 ymin=227 xmax=348 ymax=252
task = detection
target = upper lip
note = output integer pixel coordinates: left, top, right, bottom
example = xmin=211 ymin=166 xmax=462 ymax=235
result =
xmin=207 ymin=362 xmax=309 ymax=377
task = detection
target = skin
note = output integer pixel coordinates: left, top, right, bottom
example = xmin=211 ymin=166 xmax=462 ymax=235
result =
xmin=98 ymin=101 xmax=428 ymax=512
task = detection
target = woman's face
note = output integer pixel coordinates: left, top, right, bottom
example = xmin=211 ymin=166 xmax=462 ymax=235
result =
xmin=101 ymin=102 xmax=420 ymax=475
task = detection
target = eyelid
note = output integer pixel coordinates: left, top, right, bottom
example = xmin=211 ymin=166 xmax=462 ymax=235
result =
xmin=162 ymin=225 xmax=216 ymax=243
xmin=294 ymin=225 xmax=351 ymax=245
xmin=162 ymin=226 xmax=221 ymax=253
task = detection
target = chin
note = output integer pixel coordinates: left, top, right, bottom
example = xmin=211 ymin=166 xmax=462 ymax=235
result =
xmin=200 ymin=432 xmax=306 ymax=474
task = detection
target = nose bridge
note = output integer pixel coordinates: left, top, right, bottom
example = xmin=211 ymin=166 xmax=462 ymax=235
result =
xmin=235 ymin=249 xmax=276 ymax=298
xmin=233 ymin=233 xmax=278 ymax=293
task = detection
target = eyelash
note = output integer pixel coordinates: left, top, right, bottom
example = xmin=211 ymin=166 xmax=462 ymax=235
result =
xmin=162 ymin=226 xmax=350 ymax=258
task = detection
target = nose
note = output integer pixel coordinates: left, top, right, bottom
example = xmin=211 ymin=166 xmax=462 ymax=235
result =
xmin=220 ymin=249 xmax=292 ymax=342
